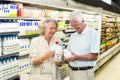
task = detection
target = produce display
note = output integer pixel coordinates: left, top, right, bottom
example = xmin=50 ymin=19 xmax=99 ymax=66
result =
xmin=100 ymin=16 xmax=120 ymax=53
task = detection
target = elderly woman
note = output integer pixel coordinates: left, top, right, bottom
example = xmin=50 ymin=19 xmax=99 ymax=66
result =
xmin=29 ymin=18 xmax=62 ymax=80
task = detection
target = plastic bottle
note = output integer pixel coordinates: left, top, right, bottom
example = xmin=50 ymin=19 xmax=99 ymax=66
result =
xmin=51 ymin=41 xmax=63 ymax=61
xmin=51 ymin=41 xmax=63 ymax=60
xmin=3 ymin=36 xmax=7 ymax=55
xmin=54 ymin=43 xmax=63 ymax=61
xmin=0 ymin=61 xmax=3 ymax=79
xmin=63 ymin=49 xmax=72 ymax=58
xmin=17 ymin=3 xmax=23 ymax=17
xmin=3 ymin=60 xmax=7 ymax=80
xmin=0 ymin=37 xmax=2 ymax=56
xmin=50 ymin=41 xmax=59 ymax=51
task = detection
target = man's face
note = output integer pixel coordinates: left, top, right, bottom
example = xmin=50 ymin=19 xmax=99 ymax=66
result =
xmin=70 ymin=20 xmax=83 ymax=33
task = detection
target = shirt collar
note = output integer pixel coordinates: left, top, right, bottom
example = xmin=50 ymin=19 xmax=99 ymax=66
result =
xmin=81 ymin=25 xmax=88 ymax=34
xmin=76 ymin=25 xmax=89 ymax=35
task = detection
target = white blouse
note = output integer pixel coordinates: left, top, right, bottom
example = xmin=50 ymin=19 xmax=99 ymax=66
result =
xmin=29 ymin=36 xmax=62 ymax=80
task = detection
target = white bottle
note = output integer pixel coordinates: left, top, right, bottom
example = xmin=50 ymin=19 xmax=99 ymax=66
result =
xmin=0 ymin=37 xmax=2 ymax=56
xmin=63 ymin=49 xmax=72 ymax=58
xmin=6 ymin=59 xmax=10 ymax=78
xmin=3 ymin=60 xmax=7 ymax=80
xmin=54 ymin=42 xmax=63 ymax=61
xmin=51 ymin=41 xmax=63 ymax=61
xmin=14 ymin=57 xmax=18 ymax=76
xmin=3 ymin=36 xmax=8 ymax=55
xmin=50 ymin=41 xmax=58 ymax=51
xmin=0 ymin=62 xmax=3 ymax=79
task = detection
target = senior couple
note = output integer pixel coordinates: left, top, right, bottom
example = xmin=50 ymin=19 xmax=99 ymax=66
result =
xmin=29 ymin=11 xmax=100 ymax=80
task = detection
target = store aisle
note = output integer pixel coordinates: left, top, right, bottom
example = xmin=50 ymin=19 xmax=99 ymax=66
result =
xmin=94 ymin=51 xmax=120 ymax=80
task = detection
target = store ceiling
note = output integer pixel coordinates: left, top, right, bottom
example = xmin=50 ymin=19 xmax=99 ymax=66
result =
xmin=73 ymin=0 xmax=120 ymax=14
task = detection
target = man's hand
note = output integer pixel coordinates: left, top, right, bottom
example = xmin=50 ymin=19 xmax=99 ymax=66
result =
xmin=64 ymin=51 xmax=79 ymax=62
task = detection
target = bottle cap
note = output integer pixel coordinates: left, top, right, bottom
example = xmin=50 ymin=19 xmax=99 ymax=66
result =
xmin=55 ymin=41 xmax=59 ymax=44
xmin=58 ymin=43 xmax=62 ymax=46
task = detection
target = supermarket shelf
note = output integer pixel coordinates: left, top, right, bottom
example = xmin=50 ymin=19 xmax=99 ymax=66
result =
xmin=7 ymin=75 xmax=19 ymax=80
xmin=0 ymin=31 xmax=19 ymax=36
xmin=18 ymin=34 xmax=40 ymax=39
xmin=4 ymin=0 xmax=101 ymax=13
xmin=94 ymin=43 xmax=120 ymax=71
xmin=0 ymin=52 xmax=19 ymax=58
xmin=19 ymin=54 xmax=29 ymax=59
xmin=0 ymin=17 xmax=41 ymax=20
xmin=63 ymin=30 xmax=76 ymax=34
xmin=100 ymin=43 xmax=120 ymax=60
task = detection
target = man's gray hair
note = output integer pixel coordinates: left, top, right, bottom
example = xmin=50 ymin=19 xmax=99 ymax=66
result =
xmin=69 ymin=11 xmax=84 ymax=23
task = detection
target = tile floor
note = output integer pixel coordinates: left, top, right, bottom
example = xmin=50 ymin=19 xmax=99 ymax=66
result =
xmin=94 ymin=51 xmax=120 ymax=80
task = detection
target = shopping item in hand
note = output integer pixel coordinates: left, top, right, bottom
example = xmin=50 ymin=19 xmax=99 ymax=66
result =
xmin=51 ymin=41 xmax=63 ymax=61
xmin=63 ymin=49 xmax=72 ymax=58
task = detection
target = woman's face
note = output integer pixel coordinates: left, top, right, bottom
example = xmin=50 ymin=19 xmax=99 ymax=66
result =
xmin=44 ymin=21 xmax=57 ymax=38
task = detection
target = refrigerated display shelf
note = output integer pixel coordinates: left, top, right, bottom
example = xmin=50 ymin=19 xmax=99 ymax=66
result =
xmin=106 ymin=37 xmax=118 ymax=41
xmin=0 ymin=17 xmax=41 ymax=20
xmin=0 ymin=52 xmax=19 ymax=58
xmin=7 ymin=75 xmax=19 ymax=80
xmin=18 ymin=34 xmax=40 ymax=39
xmin=63 ymin=30 xmax=76 ymax=34
xmin=0 ymin=31 xmax=19 ymax=36
xmin=94 ymin=43 xmax=120 ymax=71
xmin=100 ymin=48 xmax=106 ymax=53
xmin=101 ymin=34 xmax=106 ymax=36
xmin=19 ymin=54 xmax=29 ymax=59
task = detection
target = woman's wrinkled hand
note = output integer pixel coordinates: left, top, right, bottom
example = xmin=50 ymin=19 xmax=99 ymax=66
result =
xmin=33 ymin=50 xmax=55 ymax=65
xmin=46 ymin=50 xmax=55 ymax=58
xmin=41 ymin=50 xmax=55 ymax=61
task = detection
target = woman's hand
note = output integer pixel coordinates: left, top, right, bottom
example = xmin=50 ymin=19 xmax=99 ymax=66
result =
xmin=33 ymin=50 xmax=55 ymax=65
xmin=44 ymin=50 xmax=55 ymax=58
xmin=33 ymin=58 xmax=41 ymax=65
xmin=40 ymin=50 xmax=55 ymax=61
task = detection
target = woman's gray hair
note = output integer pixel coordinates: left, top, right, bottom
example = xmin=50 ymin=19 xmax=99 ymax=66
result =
xmin=69 ymin=11 xmax=84 ymax=23
xmin=39 ymin=17 xmax=58 ymax=35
